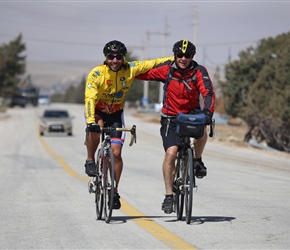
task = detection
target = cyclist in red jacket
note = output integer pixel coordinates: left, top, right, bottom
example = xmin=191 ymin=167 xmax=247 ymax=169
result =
xmin=136 ymin=39 xmax=215 ymax=214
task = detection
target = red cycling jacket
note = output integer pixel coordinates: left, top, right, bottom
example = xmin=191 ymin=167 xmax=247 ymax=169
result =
xmin=136 ymin=60 xmax=215 ymax=116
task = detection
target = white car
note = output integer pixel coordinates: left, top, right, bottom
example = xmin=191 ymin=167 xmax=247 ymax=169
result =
xmin=39 ymin=109 xmax=74 ymax=136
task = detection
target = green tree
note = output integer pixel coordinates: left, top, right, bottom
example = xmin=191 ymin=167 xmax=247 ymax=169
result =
xmin=75 ymin=75 xmax=86 ymax=104
xmin=0 ymin=34 xmax=26 ymax=98
xmin=219 ymin=31 xmax=290 ymax=152
xmin=64 ymin=84 xmax=77 ymax=103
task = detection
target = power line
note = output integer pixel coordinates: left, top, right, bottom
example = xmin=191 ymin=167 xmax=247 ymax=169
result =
xmin=0 ymin=32 xmax=259 ymax=49
xmin=201 ymin=40 xmax=258 ymax=47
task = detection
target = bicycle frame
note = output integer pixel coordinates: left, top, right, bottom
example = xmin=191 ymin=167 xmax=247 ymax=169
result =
xmin=174 ymin=121 xmax=215 ymax=224
xmin=88 ymin=125 xmax=137 ymax=223
xmin=174 ymin=137 xmax=195 ymax=224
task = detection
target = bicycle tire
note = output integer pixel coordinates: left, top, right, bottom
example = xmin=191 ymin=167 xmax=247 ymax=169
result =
xmin=103 ymin=148 xmax=115 ymax=223
xmin=95 ymin=149 xmax=103 ymax=220
xmin=185 ymin=147 xmax=194 ymax=224
xmin=175 ymin=152 xmax=184 ymax=220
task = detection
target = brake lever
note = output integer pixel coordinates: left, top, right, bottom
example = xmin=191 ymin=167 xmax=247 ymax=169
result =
xmin=131 ymin=125 xmax=137 ymax=144
xmin=209 ymin=119 xmax=215 ymax=138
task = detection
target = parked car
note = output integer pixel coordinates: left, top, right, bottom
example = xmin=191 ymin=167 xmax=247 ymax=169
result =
xmin=18 ymin=86 xmax=39 ymax=106
xmin=39 ymin=109 xmax=74 ymax=136
xmin=10 ymin=94 xmax=27 ymax=108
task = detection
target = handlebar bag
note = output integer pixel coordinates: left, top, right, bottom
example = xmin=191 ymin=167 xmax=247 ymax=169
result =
xmin=176 ymin=112 xmax=206 ymax=139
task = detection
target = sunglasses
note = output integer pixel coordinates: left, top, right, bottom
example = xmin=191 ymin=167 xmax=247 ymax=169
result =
xmin=107 ymin=54 xmax=123 ymax=60
xmin=176 ymin=53 xmax=192 ymax=59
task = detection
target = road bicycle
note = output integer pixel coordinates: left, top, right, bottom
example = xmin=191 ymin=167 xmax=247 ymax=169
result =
xmin=88 ymin=125 xmax=137 ymax=223
xmin=173 ymin=120 xmax=215 ymax=224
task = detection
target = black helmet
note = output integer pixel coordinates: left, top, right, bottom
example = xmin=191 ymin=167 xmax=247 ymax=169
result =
xmin=103 ymin=40 xmax=127 ymax=56
xmin=172 ymin=40 xmax=196 ymax=55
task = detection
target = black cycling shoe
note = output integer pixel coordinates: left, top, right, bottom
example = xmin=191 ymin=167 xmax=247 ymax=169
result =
xmin=161 ymin=195 xmax=174 ymax=214
xmin=112 ymin=193 xmax=121 ymax=209
xmin=195 ymin=159 xmax=207 ymax=179
xmin=85 ymin=160 xmax=96 ymax=177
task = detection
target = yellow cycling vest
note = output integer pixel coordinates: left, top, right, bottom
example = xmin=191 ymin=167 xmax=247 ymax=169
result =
xmin=85 ymin=56 xmax=174 ymax=123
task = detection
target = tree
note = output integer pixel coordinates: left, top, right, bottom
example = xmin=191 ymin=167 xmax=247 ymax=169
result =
xmin=0 ymin=34 xmax=26 ymax=98
xmin=75 ymin=75 xmax=86 ymax=104
xmin=219 ymin=32 xmax=290 ymax=152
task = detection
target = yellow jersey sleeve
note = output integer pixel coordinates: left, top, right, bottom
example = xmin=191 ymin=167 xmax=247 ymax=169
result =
xmin=85 ymin=66 xmax=101 ymax=124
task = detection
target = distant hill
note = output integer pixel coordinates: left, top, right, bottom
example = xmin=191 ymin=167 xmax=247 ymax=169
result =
xmin=26 ymin=60 xmax=101 ymax=94
xmin=26 ymin=60 xmax=220 ymax=96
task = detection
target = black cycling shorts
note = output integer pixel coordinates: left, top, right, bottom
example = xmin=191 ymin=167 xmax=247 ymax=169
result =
xmin=95 ymin=109 xmax=125 ymax=145
xmin=160 ymin=117 xmax=183 ymax=152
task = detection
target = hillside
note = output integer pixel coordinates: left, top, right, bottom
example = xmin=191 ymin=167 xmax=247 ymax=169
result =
xmin=26 ymin=60 xmax=100 ymax=94
xmin=26 ymin=60 xmax=219 ymax=96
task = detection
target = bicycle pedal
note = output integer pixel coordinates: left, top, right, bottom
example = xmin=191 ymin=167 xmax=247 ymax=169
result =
xmin=88 ymin=180 xmax=96 ymax=194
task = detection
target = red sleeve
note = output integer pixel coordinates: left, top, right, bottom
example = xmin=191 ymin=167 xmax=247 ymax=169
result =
xmin=136 ymin=64 xmax=170 ymax=82
xmin=195 ymin=65 xmax=215 ymax=113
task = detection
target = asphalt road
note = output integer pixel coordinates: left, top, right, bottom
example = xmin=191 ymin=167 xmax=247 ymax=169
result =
xmin=0 ymin=103 xmax=289 ymax=249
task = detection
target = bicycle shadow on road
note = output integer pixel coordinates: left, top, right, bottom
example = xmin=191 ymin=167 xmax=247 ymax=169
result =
xmin=101 ymin=215 xmax=236 ymax=225
xmin=165 ymin=216 xmax=236 ymax=225
xmin=105 ymin=215 xmax=172 ymax=224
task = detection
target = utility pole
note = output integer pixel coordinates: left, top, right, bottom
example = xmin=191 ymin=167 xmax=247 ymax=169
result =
xmin=142 ymin=24 xmax=170 ymax=106
xmin=193 ymin=6 xmax=198 ymax=61
xmin=158 ymin=16 xmax=169 ymax=103
xmin=141 ymin=31 xmax=150 ymax=107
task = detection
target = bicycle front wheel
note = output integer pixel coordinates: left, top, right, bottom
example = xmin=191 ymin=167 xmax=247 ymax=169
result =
xmin=175 ymin=152 xmax=184 ymax=220
xmin=103 ymin=148 xmax=115 ymax=223
xmin=185 ymin=147 xmax=194 ymax=224
xmin=95 ymin=149 xmax=103 ymax=220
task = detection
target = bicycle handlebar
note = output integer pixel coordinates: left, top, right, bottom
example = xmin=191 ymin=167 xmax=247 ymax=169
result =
xmin=100 ymin=125 xmax=137 ymax=146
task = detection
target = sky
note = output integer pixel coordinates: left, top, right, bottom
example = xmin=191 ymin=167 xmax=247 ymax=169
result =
xmin=0 ymin=1 xmax=290 ymax=72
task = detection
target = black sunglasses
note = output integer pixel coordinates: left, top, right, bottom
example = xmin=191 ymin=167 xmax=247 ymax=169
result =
xmin=176 ymin=53 xmax=192 ymax=59
xmin=107 ymin=54 xmax=123 ymax=60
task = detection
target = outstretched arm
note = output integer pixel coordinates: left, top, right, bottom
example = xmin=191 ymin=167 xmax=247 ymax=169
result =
xmin=131 ymin=57 xmax=173 ymax=78
xmin=135 ymin=62 xmax=170 ymax=82
xmin=195 ymin=65 xmax=215 ymax=114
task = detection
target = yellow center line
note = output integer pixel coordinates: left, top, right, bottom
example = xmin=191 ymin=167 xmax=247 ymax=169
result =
xmin=39 ymin=135 xmax=197 ymax=250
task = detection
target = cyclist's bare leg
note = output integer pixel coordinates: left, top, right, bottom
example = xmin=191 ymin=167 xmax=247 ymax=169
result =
xmin=86 ymin=115 xmax=103 ymax=161
xmin=111 ymin=143 xmax=123 ymax=193
xmin=193 ymin=128 xmax=207 ymax=159
xmin=86 ymin=132 xmax=100 ymax=161
xmin=163 ymin=145 xmax=178 ymax=195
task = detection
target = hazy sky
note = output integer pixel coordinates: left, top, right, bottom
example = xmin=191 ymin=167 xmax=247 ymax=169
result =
xmin=1 ymin=0 xmax=290 ymax=69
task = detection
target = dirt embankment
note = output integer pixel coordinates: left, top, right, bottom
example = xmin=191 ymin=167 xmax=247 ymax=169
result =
xmin=133 ymin=110 xmax=290 ymax=161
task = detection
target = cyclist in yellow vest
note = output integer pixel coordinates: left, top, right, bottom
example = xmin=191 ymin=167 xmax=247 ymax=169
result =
xmin=84 ymin=40 xmax=173 ymax=209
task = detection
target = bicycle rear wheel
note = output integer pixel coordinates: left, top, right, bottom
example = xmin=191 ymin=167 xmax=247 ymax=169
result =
xmin=95 ymin=149 xmax=103 ymax=220
xmin=175 ymin=151 xmax=184 ymax=220
xmin=102 ymin=148 xmax=115 ymax=223
xmin=185 ymin=147 xmax=194 ymax=224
